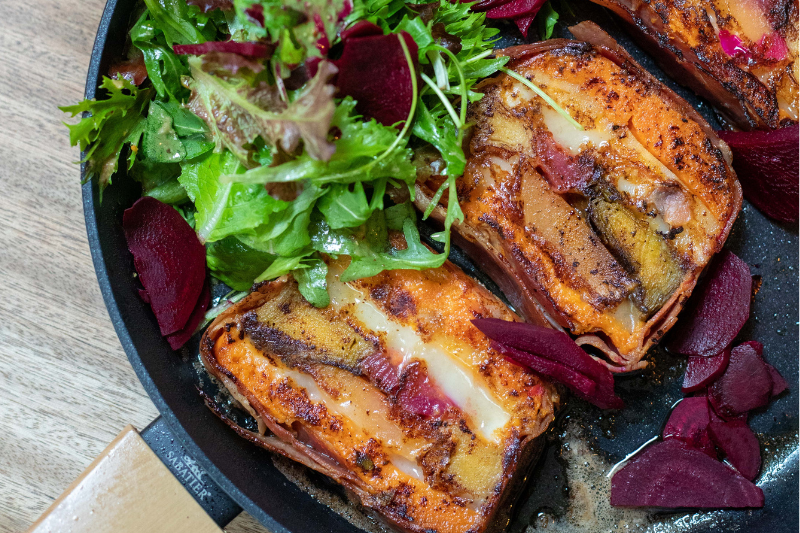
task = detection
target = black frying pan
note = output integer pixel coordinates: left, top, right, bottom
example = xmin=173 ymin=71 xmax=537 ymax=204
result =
xmin=82 ymin=0 xmax=799 ymax=531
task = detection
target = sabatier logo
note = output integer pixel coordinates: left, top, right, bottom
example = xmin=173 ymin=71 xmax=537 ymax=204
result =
xmin=166 ymin=451 xmax=211 ymax=502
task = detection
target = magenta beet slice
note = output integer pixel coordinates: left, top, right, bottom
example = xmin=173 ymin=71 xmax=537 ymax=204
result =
xmin=334 ymin=29 xmax=418 ymax=127
xmin=173 ymin=41 xmax=271 ymax=58
xmin=166 ymin=282 xmax=210 ymax=350
xmin=662 ymin=397 xmax=716 ymax=457
xmin=667 ymin=250 xmax=751 ymax=357
xmin=493 ymin=341 xmax=624 ymax=409
xmin=471 ymin=318 xmax=614 ymax=389
xmin=487 ymin=0 xmax=547 ymax=19
xmin=339 ymin=20 xmax=383 ymax=41
xmin=766 ymin=363 xmax=788 ymax=396
xmin=471 ymin=0 xmax=514 ymax=12
xmin=708 ymin=343 xmax=773 ymax=418
xmin=682 ymin=348 xmax=731 ymax=393
xmin=397 ymin=362 xmax=454 ymax=418
xmin=708 ymin=413 xmax=762 ymax=480
xmin=716 ymin=125 xmax=799 ymax=223
xmin=611 ymin=439 xmax=764 ymax=508
xmin=123 ymin=197 xmax=207 ymax=336
xmin=514 ymin=15 xmax=536 ymax=39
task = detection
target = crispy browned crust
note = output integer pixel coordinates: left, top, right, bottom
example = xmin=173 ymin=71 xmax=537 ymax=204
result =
xmin=200 ymin=267 xmax=558 ymax=533
xmin=415 ymin=28 xmax=741 ymax=372
xmin=590 ymin=0 xmax=798 ymax=130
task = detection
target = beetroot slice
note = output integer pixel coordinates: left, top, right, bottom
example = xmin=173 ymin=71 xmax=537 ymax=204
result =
xmin=396 ymin=362 xmax=455 ymax=418
xmin=123 ymin=197 xmax=207 ymax=336
xmin=708 ymin=413 xmax=762 ymax=480
xmin=682 ymin=348 xmax=731 ymax=393
xmin=334 ymin=29 xmax=418 ymax=127
xmin=471 ymin=0 xmax=515 ymax=12
xmin=471 ymin=318 xmax=614 ymax=389
xmin=667 ymin=250 xmax=751 ymax=357
xmin=611 ymin=439 xmax=763 ymax=508
xmin=662 ymin=397 xmax=716 ymax=457
xmin=166 ymin=282 xmax=210 ymax=350
xmin=708 ymin=343 xmax=773 ymax=419
xmin=766 ymin=364 xmax=788 ymax=396
xmin=514 ymin=15 xmax=536 ymax=39
xmin=492 ymin=341 xmax=624 ymax=409
xmin=339 ymin=20 xmax=383 ymax=41
xmin=716 ymin=125 xmax=799 ymax=223
xmin=487 ymin=0 xmax=547 ymax=19
xmin=173 ymin=41 xmax=271 ymax=58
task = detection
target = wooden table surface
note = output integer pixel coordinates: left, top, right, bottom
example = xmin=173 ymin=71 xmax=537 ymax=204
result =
xmin=0 ymin=1 xmax=267 ymax=531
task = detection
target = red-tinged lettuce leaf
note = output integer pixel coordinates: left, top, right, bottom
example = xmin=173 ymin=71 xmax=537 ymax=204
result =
xmin=708 ymin=342 xmax=773 ymax=418
xmin=611 ymin=439 xmax=764 ymax=508
xmin=333 ymin=28 xmax=418 ymax=127
xmin=186 ymin=56 xmax=338 ymax=162
xmin=487 ymin=0 xmax=547 ymax=19
xmin=123 ymin=197 xmax=207 ymax=336
xmin=491 ymin=341 xmax=624 ymax=409
xmin=198 ymin=51 xmax=267 ymax=75
xmin=186 ymin=0 xmax=232 ymax=12
xmin=109 ymin=52 xmax=148 ymax=86
xmin=682 ymin=348 xmax=731 ymax=393
xmin=662 ymin=396 xmax=716 ymax=457
xmin=174 ymin=41 xmax=272 ymax=57
xmin=166 ymin=282 xmax=211 ymax=349
xmin=708 ymin=413 xmax=762 ymax=480
xmin=716 ymin=125 xmax=799 ymax=223
xmin=667 ymin=250 xmax=751 ymax=357
xmin=471 ymin=318 xmax=614 ymax=388
xmin=397 ymin=362 xmax=455 ymax=418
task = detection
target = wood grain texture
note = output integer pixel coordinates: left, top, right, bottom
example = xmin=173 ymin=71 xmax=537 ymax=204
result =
xmin=0 ymin=1 xmax=266 ymax=531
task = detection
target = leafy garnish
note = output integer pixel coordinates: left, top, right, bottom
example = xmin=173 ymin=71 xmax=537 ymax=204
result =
xmin=185 ymin=56 xmax=338 ymax=163
xmin=60 ymin=76 xmax=151 ymax=190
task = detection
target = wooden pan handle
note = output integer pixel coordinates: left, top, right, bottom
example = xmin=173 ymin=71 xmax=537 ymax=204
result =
xmin=27 ymin=425 xmax=222 ymax=533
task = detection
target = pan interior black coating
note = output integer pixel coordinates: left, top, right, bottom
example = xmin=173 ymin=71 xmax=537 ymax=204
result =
xmin=81 ymin=1 xmax=798 ymax=532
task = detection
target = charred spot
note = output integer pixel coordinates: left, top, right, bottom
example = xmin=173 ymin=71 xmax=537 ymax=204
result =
xmin=370 ymin=284 xmax=389 ymax=302
xmin=672 ymin=137 xmax=685 ymax=148
xmin=242 ymin=312 xmax=317 ymax=358
xmin=388 ymin=290 xmax=417 ymax=319
xmin=278 ymin=301 xmax=291 ymax=314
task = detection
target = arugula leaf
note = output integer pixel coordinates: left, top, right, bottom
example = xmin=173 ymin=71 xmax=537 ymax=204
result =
xmin=295 ymin=258 xmax=330 ymax=307
xmin=186 ymin=57 xmax=337 ymax=164
xmin=142 ymin=0 xmax=206 ymax=46
xmin=206 ymin=235 xmax=276 ymax=290
xmin=537 ymin=1 xmax=559 ymax=40
xmin=60 ymin=76 xmax=151 ymax=190
xmin=178 ymin=150 xmax=288 ymax=242
xmin=317 ymin=180 xmax=387 ymax=229
xmin=412 ymin=99 xmax=465 ymax=177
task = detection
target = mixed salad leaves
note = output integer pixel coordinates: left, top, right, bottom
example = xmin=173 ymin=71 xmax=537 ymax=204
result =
xmin=62 ymin=0 xmax=560 ymax=307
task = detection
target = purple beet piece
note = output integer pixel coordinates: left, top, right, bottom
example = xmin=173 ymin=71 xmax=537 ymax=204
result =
xmin=766 ymin=363 xmax=788 ymax=396
xmin=487 ymin=0 xmax=547 ymax=19
xmin=611 ymin=439 xmax=764 ymax=508
xmin=471 ymin=318 xmax=614 ymax=390
xmin=514 ymin=15 xmax=536 ymax=39
xmin=123 ymin=197 xmax=207 ymax=336
xmin=339 ymin=20 xmax=383 ymax=41
xmin=716 ymin=125 xmax=799 ymax=223
xmin=708 ymin=343 xmax=773 ymax=418
xmin=166 ymin=282 xmax=210 ymax=350
xmin=493 ymin=341 xmax=624 ymax=409
xmin=334 ymin=28 xmax=418 ymax=127
xmin=708 ymin=413 xmax=762 ymax=480
xmin=662 ymin=397 xmax=716 ymax=457
xmin=682 ymin=348 xmax=731 ymax=393
xmin=471 ymin=0 xmax=514 ymax=12
xmin=173 ymin=41 xmax=271 ymax=58
xmin=667 ymin=250 xmax=752 ymax=357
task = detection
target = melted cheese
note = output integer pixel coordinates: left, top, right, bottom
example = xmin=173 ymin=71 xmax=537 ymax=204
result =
xmin=326 ymin=269 xmax=511 ymax=443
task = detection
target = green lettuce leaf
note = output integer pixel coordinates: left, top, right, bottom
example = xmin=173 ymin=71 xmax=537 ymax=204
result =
xmin=178 ymin=150 xmax=288 ymax=242
xmin=295 ymin=258 xmax=330 ymax=307
xmin=60 ymin=76 xmax=151 ymax=190
xmin=206 ymin=236 xmax=276 ymax=290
